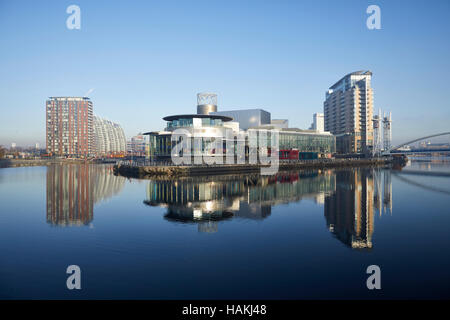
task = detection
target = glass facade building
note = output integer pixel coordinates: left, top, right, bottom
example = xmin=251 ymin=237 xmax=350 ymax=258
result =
xmin=145 ymin=94 xmax=335 ymax=162
xmin=279 ymin=130 xmax=335 ymax=154
xmin=147 ymin=114 xmax=233 ymax=160
xmin=146 ymin=116 xmax=335 ymax=161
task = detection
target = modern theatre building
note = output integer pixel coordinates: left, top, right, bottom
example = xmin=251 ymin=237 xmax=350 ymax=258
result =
xmin=145 ymin=93 xmax=335 ymax=162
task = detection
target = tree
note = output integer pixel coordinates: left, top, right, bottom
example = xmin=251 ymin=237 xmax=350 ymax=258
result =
xmin=0 ymin=146 xmax=5 ymax=158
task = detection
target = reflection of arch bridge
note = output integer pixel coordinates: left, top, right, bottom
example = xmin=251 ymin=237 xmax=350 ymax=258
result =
xmin=392 ymin=172 xmax=450 ymax=195
xmin=390 ymin=132 xmax=450 ymax=152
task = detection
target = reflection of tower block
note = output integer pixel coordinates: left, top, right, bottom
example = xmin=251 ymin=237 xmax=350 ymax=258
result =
xmin=373 ymin=169 xmax=382 ymax=214
xmin=197 ymin=92 xmax=218 ymax=115
xmin=383 ymin=112 xmax=392 ymax=151
xmin=383 ymin=170 xmax=392 ymax=214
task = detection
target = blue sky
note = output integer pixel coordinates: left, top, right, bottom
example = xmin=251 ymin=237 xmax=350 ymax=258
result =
xmin=1 ymin=0 xmax=449 ymax=146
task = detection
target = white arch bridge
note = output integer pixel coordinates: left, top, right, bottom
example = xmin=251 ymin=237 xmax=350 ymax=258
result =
xmin=389 ymin=132 xmax=450 ymax=153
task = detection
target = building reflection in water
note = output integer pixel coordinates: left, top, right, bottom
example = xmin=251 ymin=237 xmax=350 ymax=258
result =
xmin=46 ymin=164 xmax=125 ymax=226
xmin=144 ymin=167 xmax=393 ymax=249
xmin=324 ymin=168 xmax=393 ymax=250
xmin=383 ymin=170 xmax=392 ymax=214
xmin=144 ymin=170 xmax=336 ymax=233
xmin=324 ymin=169 xmax=374 ymax=249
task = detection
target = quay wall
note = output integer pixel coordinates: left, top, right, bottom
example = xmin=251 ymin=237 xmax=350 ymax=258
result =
xmin=0 ymin=159 xmax=99 ymax=168
xmin=113 ymin=158 xmax=395 ymax=178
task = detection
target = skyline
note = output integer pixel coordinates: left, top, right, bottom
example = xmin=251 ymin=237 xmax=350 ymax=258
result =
xmin=1 ymin=0 xmax=450 ymax=147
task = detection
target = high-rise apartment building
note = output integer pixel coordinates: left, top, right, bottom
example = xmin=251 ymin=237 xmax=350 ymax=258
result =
xmin=324 ymin=71 xmax=374 ymax=154
xmin=309 ymin=113 xmax=324 ymax=133
xmin=46 ymin=97 xmax=94 ymax=157
xmin=93 ymin=116 xmax=126 ymax=157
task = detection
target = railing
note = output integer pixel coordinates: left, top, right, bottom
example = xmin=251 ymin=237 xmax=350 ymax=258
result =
xmin=117 ymin=159 xmax=173 ymax=167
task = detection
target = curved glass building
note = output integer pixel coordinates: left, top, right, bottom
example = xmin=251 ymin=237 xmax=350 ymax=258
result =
xmin=147 ymin=113 xmax=236 ymax=160
xmin=93 ymin=116 xmax=126 ymax=157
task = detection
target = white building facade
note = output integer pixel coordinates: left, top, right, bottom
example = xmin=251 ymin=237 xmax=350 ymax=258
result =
xmin=309 ymin=113 xmax=324 ymax=133
xmin=93 ymin=116 xmax=126 ymax=156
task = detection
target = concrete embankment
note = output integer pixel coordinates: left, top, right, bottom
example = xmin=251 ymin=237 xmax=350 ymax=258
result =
xmin=114 ymin=158 xmax=393 ymax=178
xmin=0 ymin=159 xmax=54 ymax=168
xmin=0 ymin=159 xmax=95 ymax=168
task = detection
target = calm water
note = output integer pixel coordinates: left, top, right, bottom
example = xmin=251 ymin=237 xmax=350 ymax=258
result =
xmin=1 ymin=160 xmax=450 ymax=299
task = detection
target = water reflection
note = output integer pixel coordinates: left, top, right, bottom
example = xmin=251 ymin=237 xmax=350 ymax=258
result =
xmin=325 ymin=169 xmax=393 ymax=249
xmin=46 ymin=164 xmax=125 ymax=226
xmin=144 ymin=170 xmax=336 ymax=233
xmin=44 ymin=163 xmax=394 ymax=248
xmin=144 ymin=168 xmax=393 ymax=249
xmin=325 ymin=170 xmax=376 ymax=249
